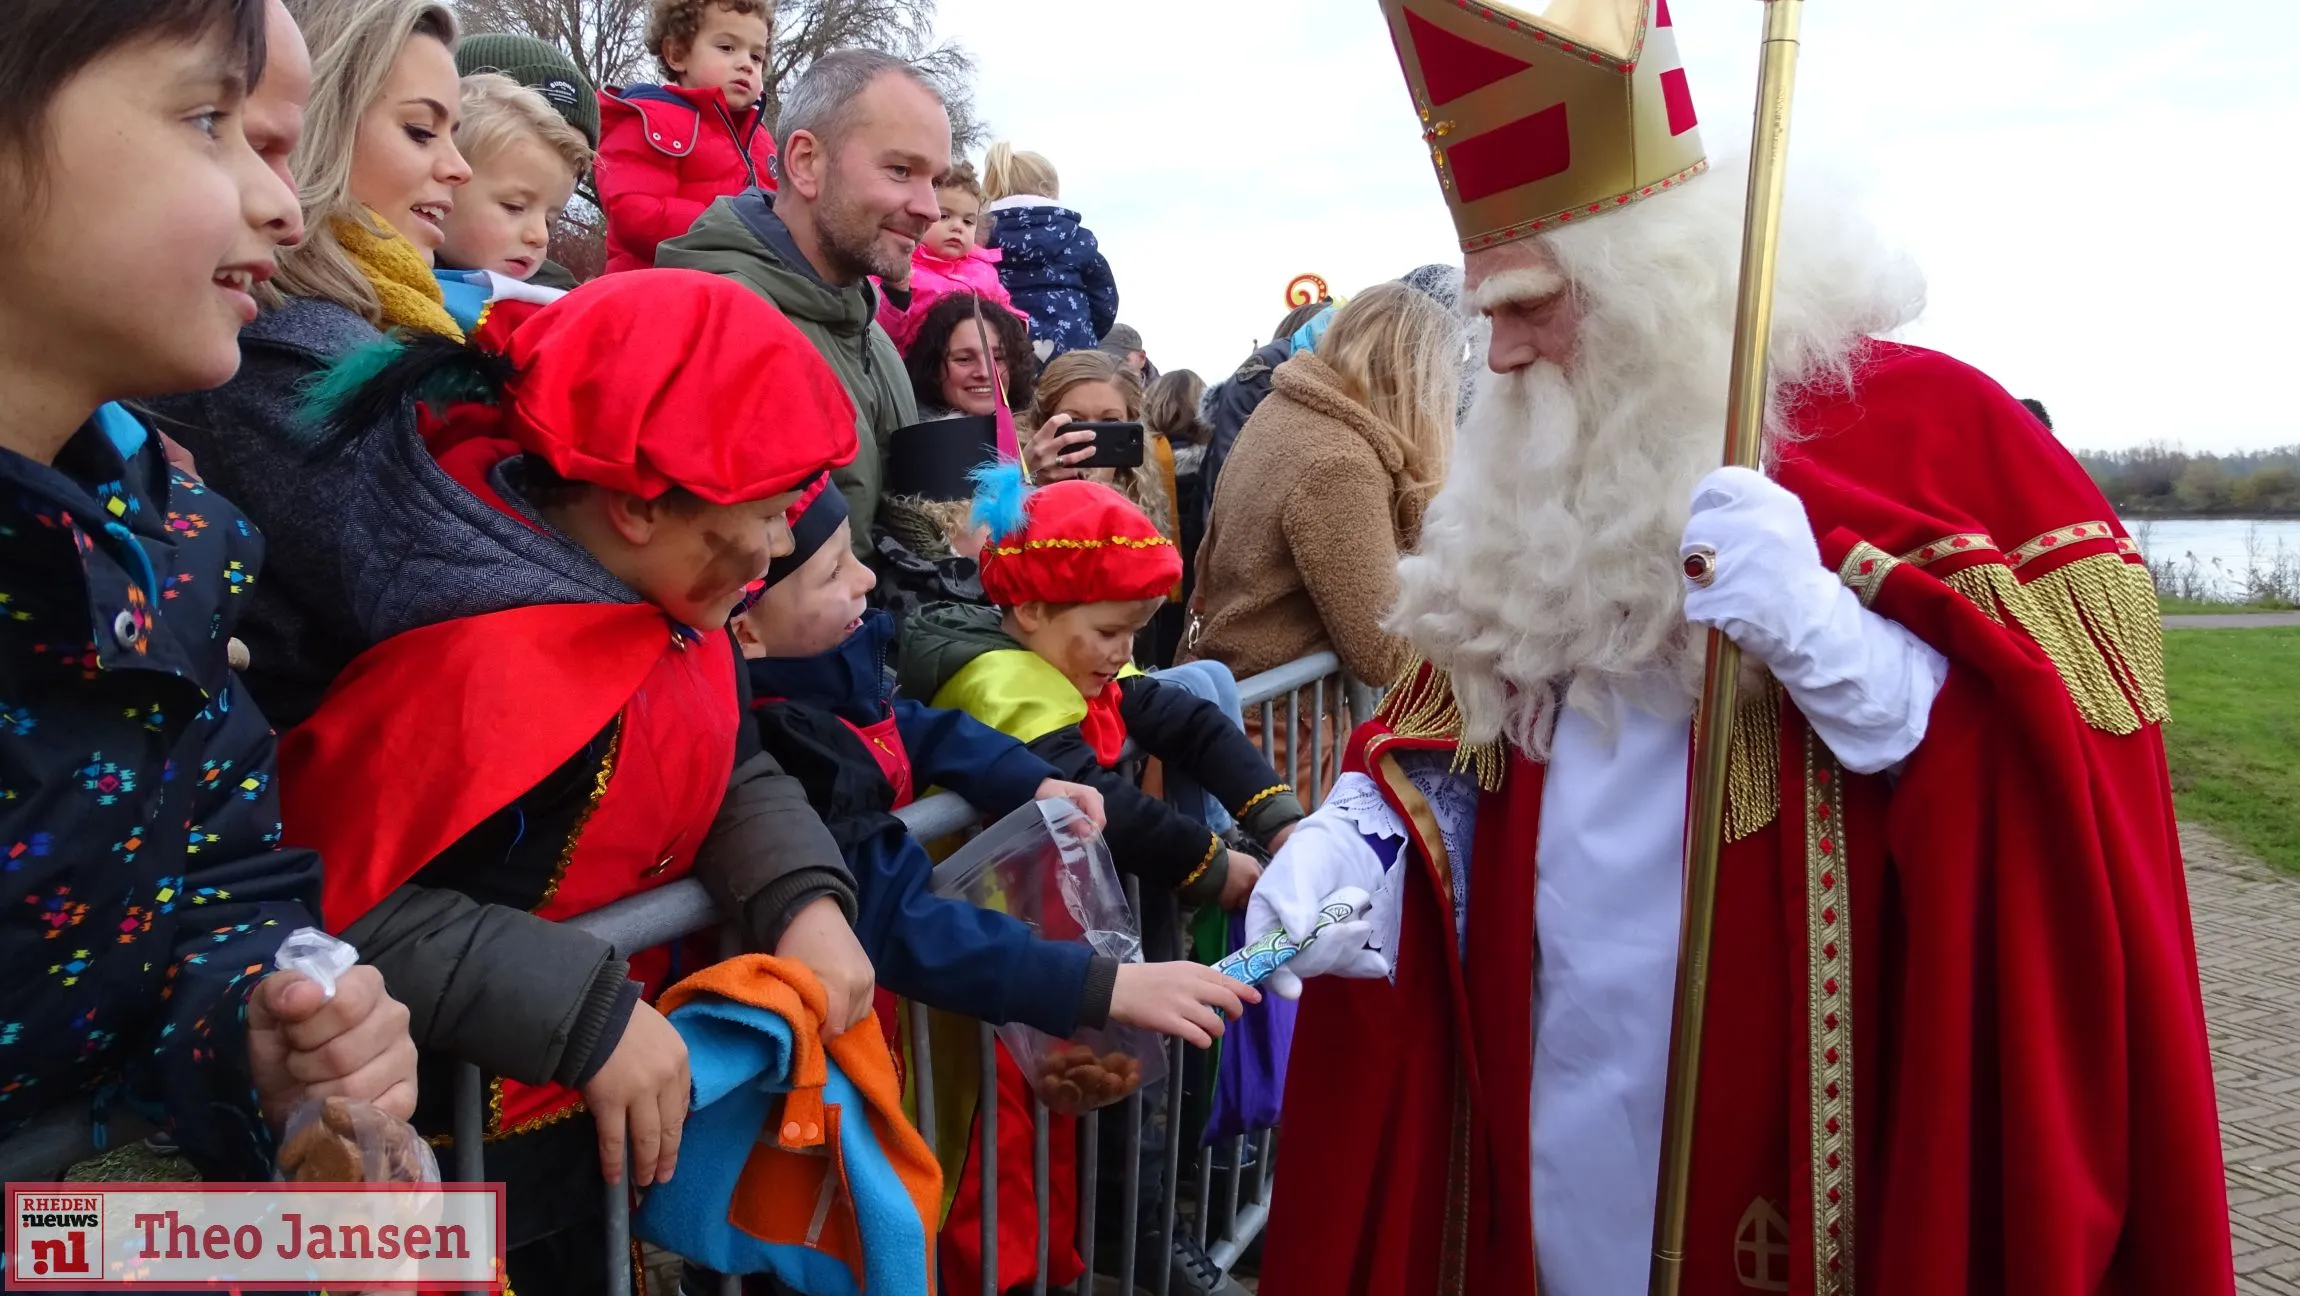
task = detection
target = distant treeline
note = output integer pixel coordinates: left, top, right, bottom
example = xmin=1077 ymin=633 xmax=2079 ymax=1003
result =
xmin=2080 ymin=444 xmax=2300 ymax=517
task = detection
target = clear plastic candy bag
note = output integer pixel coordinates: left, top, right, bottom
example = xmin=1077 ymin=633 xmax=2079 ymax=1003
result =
xmin=929 ymin=798 xmax=1166 ymax=1115
xmin=269 ymin=929 xmax=439 ymax=1184
xmin=276 ymin=1095 xmax=440 ymax=1183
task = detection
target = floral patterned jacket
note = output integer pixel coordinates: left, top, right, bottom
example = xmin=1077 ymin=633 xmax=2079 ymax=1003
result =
xmin=0 ymin=405 xmax=320 ymax=1178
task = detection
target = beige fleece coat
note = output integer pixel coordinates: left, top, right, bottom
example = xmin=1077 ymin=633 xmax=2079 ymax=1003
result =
xmin=1188 ymin=352 xmax=1427 ymax=684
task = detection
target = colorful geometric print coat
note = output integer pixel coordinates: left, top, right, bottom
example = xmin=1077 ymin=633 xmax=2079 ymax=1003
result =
xmin=0 ymin=405 xmax=321 ymax=1179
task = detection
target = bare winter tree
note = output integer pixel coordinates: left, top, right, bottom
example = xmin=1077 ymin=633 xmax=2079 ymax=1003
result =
xmin=454 ymin=0 xmax=654 ymax=91
xmin=762 ymin=0 xmax=984 ymax=151
xmin=451 ymin=0 xmax=985 ymax=146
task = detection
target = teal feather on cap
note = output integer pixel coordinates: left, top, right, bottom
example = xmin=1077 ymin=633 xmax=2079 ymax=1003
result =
xmin=293 ymin=335 xmax=408 ymax=445
xmin=967 ymin=459 xmax=1033 ymax=544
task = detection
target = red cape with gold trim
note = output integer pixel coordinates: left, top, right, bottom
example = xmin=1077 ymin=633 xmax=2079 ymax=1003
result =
xmin=1260 ymin=343 xmax=2232 ymax=1296
xmin=278 ymin=601 xmax=704 ymax=930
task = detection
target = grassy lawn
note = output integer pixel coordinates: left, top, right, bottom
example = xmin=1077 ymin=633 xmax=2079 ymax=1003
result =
xmin=2162 ymin=627 xmax=2300 ymax=873
xmin=2159 ymin=595 xmax=2298 ymax=616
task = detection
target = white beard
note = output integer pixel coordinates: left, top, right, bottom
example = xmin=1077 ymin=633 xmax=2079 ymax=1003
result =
xmin=1387 ymin=163 xmax=1925 ymax=758
xmin=1389 ymin=352 xmax=1726 ymax=758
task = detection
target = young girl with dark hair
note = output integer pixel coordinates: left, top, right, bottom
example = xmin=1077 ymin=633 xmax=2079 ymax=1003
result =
xmin=870 ymin=292 xmax=1034 ymax=621
xmin=0 ymin=0 xmax=416 ymax=1182
xmin=901 ymin=290 xmax=1034 ymax=422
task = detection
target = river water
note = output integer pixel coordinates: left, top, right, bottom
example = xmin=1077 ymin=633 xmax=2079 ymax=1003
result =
xmin=2121 ymin=517 xmax=2300 ymax=599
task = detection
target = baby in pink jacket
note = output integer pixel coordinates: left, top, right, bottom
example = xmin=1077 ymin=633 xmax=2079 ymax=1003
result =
xmin=878 ymin=161 xmax=1026 ymax=351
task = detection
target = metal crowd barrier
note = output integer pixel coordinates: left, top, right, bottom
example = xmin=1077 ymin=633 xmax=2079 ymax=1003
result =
xmin=442 ymin=651 xmax=1374 ymax=1296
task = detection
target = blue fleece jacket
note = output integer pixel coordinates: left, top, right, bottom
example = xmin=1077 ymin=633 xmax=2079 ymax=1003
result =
xmin=747 ymin=613 xmax=1120 ymax=1036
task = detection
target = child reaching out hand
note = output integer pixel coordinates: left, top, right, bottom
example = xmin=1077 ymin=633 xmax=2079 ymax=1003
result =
xmin=736 ymin=478 xmax=1258 ymax=1049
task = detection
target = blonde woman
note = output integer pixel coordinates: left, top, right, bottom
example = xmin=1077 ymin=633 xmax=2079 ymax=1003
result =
xmin=1188 ymin=283 xmax=1461 ymax=789
xmin=275 ymin=0 xmax=469 ymax=330
xmin=1024 ymin=348 xmax=1172 ymax=545
xmin=147 ymin=0 xmax=466 ymax=730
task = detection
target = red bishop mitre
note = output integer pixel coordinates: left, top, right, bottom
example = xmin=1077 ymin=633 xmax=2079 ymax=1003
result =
xmin=467 ymin=268 xmax=859 ymax=504
xmin=975 ymin=476 xmax=1181 ymax=609
xmin=1380 ymin=0 xmax=1709 ymax=250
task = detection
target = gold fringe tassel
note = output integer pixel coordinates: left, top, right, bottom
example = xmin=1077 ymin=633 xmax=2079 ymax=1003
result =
xmin=1942 ymin=555 xmax=2170 ymax=735
xmin=1723 ymin=678 xmax=1781 ymax=843
xmin=1372 ymin=654 xmax=1505 ymax=791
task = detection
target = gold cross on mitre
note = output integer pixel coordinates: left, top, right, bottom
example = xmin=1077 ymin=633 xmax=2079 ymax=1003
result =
xmin=1416 ymin=96 xmax=1457 ymax=192
xmin=1377 ymin=0 xmax=1710 ymax=251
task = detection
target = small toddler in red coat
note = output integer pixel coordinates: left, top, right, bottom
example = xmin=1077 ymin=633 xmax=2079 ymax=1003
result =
xmin=597 ymin=0 xmax=777 ymax=273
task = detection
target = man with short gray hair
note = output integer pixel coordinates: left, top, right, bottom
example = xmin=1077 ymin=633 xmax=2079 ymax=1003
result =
xmin=659 ymin=49 xmax=951 ymax=553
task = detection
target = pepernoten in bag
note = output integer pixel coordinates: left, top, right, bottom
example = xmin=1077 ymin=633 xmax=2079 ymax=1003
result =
xmin=269 ymin=928 xmax=440 ymax=1184
xmin=929 ymin=798 xmax=1166 ymax=1115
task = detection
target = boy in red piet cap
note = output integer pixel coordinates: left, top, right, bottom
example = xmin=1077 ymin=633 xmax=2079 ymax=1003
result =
xmin=276 ymin=269 xmax=872 ymax=1294
xmin=901 ymin=467 xmax=1307 ymax=908
xmin=896 ymin=467 xmax=1303 ymax=1290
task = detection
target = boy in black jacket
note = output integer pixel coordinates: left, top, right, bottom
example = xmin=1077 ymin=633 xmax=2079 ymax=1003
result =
xmin=896 ymin=469 xmax=1304 ymax=910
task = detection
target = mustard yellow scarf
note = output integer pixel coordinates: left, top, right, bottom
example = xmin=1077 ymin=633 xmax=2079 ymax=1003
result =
xmin=333 ymin=212 xmax=464 ymax=340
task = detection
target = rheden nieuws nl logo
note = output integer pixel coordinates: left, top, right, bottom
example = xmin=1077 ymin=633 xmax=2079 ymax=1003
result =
xmin=6 ymin=1183 xmax=504 ymax=1290
xmin=11 ymin=1193 xmax=99 ymax=1281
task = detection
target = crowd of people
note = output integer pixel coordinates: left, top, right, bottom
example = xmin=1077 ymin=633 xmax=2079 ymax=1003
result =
xmin=0 ymin=1 xmax=1450 ymax=1294
xmin=0 ymin=0 xmax=2239 ymax=1295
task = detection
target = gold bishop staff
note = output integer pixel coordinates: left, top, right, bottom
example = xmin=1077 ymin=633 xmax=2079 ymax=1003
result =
xmin=1650 ymin=3 xmax=1809 ymax=1295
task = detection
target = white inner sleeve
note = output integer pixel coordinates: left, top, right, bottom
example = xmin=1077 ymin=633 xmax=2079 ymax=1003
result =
xmin=1762 ymin=581 xmax=1950 ymax=775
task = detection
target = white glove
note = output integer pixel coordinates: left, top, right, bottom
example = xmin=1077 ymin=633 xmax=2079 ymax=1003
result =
xmin=1681 ymin=466 xmax=1948 ymax=774
xmin=1246 ymin=809 xmax=1393 ymax=1000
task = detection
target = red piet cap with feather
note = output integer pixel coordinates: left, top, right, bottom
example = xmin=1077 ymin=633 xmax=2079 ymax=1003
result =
xmin=971 ymin=466 xmax=1180 ymax=608
xmin=461 ymin=269 xmax=858 ymax=503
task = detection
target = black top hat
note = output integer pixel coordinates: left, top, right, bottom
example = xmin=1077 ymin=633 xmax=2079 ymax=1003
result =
xmin=886 ymin=415 xmax=1000 ymax=502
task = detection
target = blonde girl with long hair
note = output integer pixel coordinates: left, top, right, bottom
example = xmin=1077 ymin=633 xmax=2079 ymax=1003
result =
xmin=1187 ymin=281 xmax=1463 ymax=795
xmin=1310 ymin=281 xmax=1458 ymax=532
xmin=145 ymin=0 xmax=475 ymax=732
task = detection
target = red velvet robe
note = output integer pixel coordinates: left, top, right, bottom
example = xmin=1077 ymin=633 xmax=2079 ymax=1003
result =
xmin=1262 ymin=343 xmax=2232 ymax=1296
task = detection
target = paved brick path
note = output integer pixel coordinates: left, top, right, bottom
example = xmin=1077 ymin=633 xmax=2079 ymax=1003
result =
xmin=2189 ymin=824 xmax=2300 ymax=1294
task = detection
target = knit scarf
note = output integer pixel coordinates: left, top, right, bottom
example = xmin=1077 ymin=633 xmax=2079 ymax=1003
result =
xmin=333 ymin=213 xmax=464 ymax=340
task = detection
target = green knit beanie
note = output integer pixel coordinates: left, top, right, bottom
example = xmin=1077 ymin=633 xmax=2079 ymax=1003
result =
xmin=455 ymin=33 xmax=600 ymax=147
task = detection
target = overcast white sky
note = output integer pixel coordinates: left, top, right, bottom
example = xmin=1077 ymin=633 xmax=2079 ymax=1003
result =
xmin=932 ymin=0 xmax=2300 ymax=454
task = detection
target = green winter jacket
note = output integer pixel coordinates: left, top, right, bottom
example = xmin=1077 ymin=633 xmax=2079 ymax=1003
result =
xmin=658 ymin=190 xmax=916 ymax=553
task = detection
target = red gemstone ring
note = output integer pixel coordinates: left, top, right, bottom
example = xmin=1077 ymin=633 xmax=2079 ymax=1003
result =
xmin=1682 ymin=544 xmax=1718 ymax=588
